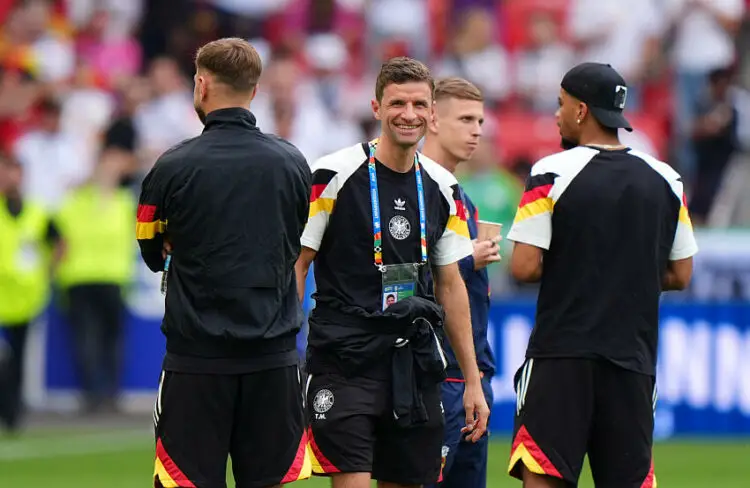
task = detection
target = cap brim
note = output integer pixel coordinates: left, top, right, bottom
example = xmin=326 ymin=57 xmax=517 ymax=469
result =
xmin=590 ymin=106 xmax=633 ymax=132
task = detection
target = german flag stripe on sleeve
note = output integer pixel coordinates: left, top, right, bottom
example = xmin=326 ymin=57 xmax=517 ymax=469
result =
xmin=451 ymin=184 xmax=469 ymax=222
xmin=310 ymin=169 xmax=337 ymax=218
xmin=514 ymin=172 xmax=557 ymax=224
xmin=679 ymin=192 xmax=692 ymax=229
xmin=137 ymin=204 xmax=157 ymax=222
xmin=136 ymin=204 xmax=167 ymax=240
xmin=446 ymin=184 xmax=470 ymax=238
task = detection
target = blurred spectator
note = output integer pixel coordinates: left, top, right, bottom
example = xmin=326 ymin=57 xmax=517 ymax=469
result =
xmin=690 ymin=67 xmax=739 ymax=224
xmin=304 ymin=33 xmax=348 ymax=111
xmin=252 ymin=49 xmax=362 ymax=164
xmin=705 ymin=71 xmax=750 ymax=227
xmin=436 ymin=7 xmax=512 ymax=106
xmin=102 ymin=76 xmax=150 ymax=188
xmin=59 ymin=60 xmax=116 ymax=169
xmin=103 ymin=77 xmax=149 ymax=154
xmin=0 ymin=152 xmax=61 ymax=432
xmin=65 ymin=0 xmax=143 ymax=38
xmin=54 ymin=148 xmax=136 ymax=414
xmin=567 ymin=0 xmax=664 ymax=110
xmin=665 ymin=0 xmax=745 ymax=183
xmin=134 ymin=56 xmax=202 ymax=170
xmin=515 ymin=10 xmax=575 ymax=112
xmin=13 ymin=96 xmax=89 ymax=211
xmin=74 ymin=7 xmax=142 ymax=88
xmin=0 ymin=68 xmax=43 ymax=153
xmin=0 ymin=0 xmax=76 ymax=84
xmin=367 ymin=0 xmax=429 ymax=65
xmin=211 ymin=0 xmax=292 ymax=39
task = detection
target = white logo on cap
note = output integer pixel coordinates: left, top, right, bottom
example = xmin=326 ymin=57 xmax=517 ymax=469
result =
xmin=615 ymin=85 xmax=628 ymax=109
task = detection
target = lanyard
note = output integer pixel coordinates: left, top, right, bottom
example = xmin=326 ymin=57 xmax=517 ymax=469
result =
xmin=161 ymin=254 xmax=171 ymax=295
xmin=368 ymin=141 xmax=428 ymax=271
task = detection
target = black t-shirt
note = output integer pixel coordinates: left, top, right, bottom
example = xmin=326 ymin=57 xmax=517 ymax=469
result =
xmin=507 ymin=146 xmax=699 ymax=375
xmin=302 ymin=142 xmax=473 ymax=374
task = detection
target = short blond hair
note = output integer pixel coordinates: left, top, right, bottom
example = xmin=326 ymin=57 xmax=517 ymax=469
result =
xmin=195 ymin=38 xmax=262 ymax=93
xmin=434 ymin=77 xmax=483 ymax=103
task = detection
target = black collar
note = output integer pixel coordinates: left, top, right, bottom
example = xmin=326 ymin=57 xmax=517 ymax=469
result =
xmin=202 ymin=107 xmax=258 ymax=132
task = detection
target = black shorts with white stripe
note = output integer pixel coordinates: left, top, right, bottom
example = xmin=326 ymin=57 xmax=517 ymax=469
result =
xmin=508 ymin=358 xmax=657 ymax=487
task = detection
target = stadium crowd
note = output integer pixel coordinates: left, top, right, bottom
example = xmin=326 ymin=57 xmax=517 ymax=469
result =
xmin=0 ymin=0 xmax=749 ymax=225
xmin=0 ymin=0 xmax=749 ymax=421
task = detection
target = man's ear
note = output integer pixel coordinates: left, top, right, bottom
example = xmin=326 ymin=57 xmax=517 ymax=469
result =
xmin=197 ymin=75 xmax=208 ymax=101
xmin=578 ymin=102 xmax=589 ymax=123
xmin=428 ymin=108 xmax=439 ymax=134
xmin=371 ymin=99 xmax=381 ymax=121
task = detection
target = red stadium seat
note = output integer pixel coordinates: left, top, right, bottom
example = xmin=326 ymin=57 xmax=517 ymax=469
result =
xmin=495 ymin=111 xmax=561 ymax=163
xmin=495 ymin=110 xmax=670 ymax=164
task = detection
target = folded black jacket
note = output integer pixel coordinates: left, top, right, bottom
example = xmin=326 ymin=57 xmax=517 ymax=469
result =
xmin=307 ymin=296 xmax=448 ymax=427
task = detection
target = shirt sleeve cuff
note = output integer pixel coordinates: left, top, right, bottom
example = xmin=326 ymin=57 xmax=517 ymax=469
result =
xmin=506 ymin=230 xmax=551 ymax=251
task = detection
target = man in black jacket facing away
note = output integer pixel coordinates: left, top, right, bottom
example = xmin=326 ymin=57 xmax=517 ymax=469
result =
xmin=136 ymin=38 xmax=312 ymax=488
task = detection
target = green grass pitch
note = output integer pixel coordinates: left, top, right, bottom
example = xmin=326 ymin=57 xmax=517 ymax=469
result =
xmin=1 ymin=425 xmax=748 ymax=487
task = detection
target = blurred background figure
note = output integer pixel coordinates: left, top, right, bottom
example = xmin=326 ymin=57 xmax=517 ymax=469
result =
xmin=134 ymin=55 xmax=202 ymax=170
xmin=665 ymin=0 xmax=746 ymax=187
xmin=689 ymin=66 xmax=739 ymax=225
xmin=515 ymin=9 xmax=575 ymax=113
xmin=0 ymin=152 xmax=61 ymax=434
xmin=53 ymin=148 xmax=135 ymax=414
xmin=13 ymin=97 xmax=88 ymax=212
xmin=436 ymin=6 xmax=512 ymax=108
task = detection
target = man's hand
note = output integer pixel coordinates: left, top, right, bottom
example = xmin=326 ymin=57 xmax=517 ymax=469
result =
xmin=473 ymin=236 xmax=501 ymax=271
xmin=162 ymin=238 xmax=172 ymax=260
xmin=432 ymin=261 xmax=487 ymax=439
xmin=461 ymin=382 xmax=490 ymax=442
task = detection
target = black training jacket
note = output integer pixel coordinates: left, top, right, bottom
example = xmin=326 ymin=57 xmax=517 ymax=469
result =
xmin=136 ymin=107 xmax=311 ymax=373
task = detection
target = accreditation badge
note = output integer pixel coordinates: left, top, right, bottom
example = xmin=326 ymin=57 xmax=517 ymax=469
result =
xmin=381 ymin=263 xmax=418 ymax=310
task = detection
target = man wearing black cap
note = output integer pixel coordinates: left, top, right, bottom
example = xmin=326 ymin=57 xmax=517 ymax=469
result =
xmin=505 ymin=62 xmax=699 ymax=487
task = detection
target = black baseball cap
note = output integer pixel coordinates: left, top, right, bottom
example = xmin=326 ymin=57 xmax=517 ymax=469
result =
xmin=560 ymin=62 xmax=633 ymax=132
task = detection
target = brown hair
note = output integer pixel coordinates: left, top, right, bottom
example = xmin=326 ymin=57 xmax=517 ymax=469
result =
xmin=375 ymin=57 xmax=434 ymax=102
xmin=195 ymin=38 xmax=263 ymax=93
xmin=434 ymin=77 xmax=483 ymax=102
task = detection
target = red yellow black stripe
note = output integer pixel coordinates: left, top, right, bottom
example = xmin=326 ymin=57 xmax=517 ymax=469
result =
xmin=309 ymin=169 xmax=337 ymax=218
xmin=307 ymin=427 xmax=340 ymax=474
xmin=446 ymin=184 xmax=470 ymax=238
xmin=280 ymin=431 xmax=312 ymax=483
xmin=508 ymin=425 xmax=563 ymax=480
xmin=136 ymin=204 xmax=166 ymax=240
xmin=514 ymin=172 xmax=557 ymax=223
xmin=154 ymin=438 xmax=196 ymax=487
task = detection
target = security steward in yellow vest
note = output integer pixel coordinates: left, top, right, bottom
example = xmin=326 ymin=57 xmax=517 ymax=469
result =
xmin=54 ymin=149 xmax=136 ymax=413
xmin=0 ymin=154 xmax=62 ymax=433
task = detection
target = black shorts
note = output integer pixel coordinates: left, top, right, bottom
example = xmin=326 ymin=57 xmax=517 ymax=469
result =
xmin=508 ymin=358 xmax=657 ymax=487
xmin=153 ymin=365 xmax=309 ymax=488
xmin=306 ymin=372 xmax=444 ymax=485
